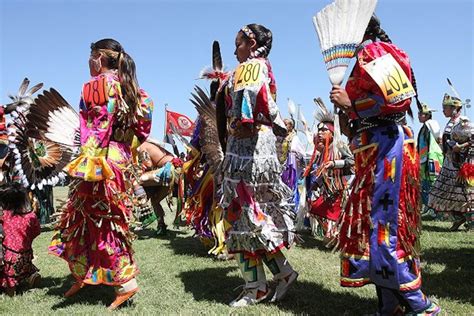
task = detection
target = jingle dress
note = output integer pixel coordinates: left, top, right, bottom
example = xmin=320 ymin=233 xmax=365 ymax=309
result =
xmin=220 ymin=57 xmax=294 ymax=256
xmin=49 ymin=72 xmax=153 ymax=286
xmin=428 ymin=115 xmax=473 ymax=217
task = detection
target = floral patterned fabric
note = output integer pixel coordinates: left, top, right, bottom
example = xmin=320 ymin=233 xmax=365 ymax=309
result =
xmin=49 ymin=72 xmax=153 ymax=285
xmin=0 ymin=210 xmax=40 ymax=289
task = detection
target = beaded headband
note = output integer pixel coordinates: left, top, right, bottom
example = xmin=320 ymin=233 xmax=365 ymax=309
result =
xmin=241 ymin=26 xmax=256 ymax=39
xmin=442 ymin=93 xmax=462 ymax=108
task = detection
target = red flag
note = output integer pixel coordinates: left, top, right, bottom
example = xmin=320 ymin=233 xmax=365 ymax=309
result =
xmin=165 ymin=110 xmax=195 ymax=137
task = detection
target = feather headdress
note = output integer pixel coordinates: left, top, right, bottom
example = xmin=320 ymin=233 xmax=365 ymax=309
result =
xmin=313 ymin=97 xmax=335 ymax=126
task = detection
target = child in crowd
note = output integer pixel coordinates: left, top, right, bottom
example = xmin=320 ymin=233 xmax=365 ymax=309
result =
xmin=0 ymin=183 xmax=41 ymax=296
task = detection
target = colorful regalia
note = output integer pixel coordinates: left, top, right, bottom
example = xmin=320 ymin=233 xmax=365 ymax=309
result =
xmin=305 ymin=115 xmax=354 ymax=240
xmin=220 ymin=53 xmax=297 ymax=305
xmin=428 ymin=94 xmax=473 ymax=228
xmin=333 ymin=41 xmax=434 ymax=314
xmin=0 ymin=106 xmax=7 ymax=184
xmin=0 ymin=208 xmax=41 ymax=291
xmin=221 ymin=57 xmax=294 ymax=256
xmin=280 ymin=129 xmax=306 ymax=214
xmin=49 ymin=71 xmax=153 ymax=286
xmin=417 ymin=105 xmax=443 ymax=214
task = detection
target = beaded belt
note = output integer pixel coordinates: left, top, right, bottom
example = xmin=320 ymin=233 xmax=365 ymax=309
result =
xmin=352 ymin=113 xmax=406 ymax=134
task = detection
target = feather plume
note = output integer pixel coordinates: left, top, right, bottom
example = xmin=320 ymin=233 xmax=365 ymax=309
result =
xmin=4 ymin=78 xmax=44 ymax=114
xmin=189 ymin=86 xmax=224 ymax=172
xmin=212 ymin=41 xmax=223 ymax=71
xmin=313 ymin=97 xmax=335 ymax=124
xmin=446 ymin=78 xmax=462 ymax=99
xmin=25 ymin=88 xmax=80 ymax=147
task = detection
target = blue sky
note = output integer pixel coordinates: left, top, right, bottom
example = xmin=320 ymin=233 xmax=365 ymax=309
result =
xmin=1 ymin=0 xmax=472 ymax=142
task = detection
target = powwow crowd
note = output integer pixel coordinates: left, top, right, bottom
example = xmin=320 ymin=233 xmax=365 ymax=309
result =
xmin=0 ymin=1 xmax=472 ymax=314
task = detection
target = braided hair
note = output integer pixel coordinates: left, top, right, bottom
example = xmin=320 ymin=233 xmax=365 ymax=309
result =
xmin=241 ymin=24 xmax=273 ymax=58
xmin=365 ymin=16 xmax=419 ymax=117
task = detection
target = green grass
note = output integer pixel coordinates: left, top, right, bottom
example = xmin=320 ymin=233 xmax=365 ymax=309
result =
xmin=0 ymin=187 xmax=472 ymax=315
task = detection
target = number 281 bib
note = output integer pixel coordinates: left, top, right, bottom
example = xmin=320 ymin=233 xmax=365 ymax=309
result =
xmin=363 ymin=53 xmax=415 ymax=105
xmin=233 ymin=60 xmax=264 ymax=92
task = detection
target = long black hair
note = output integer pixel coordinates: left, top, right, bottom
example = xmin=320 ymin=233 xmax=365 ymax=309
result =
xmin=241 ymin=24 xmax=273 ymax=58
xmin=365 ymin=16 xmax=421 ymax=116
xmin=91 ymin=39 xmax=141 ymax=121
xmin=0 ymin=183 xmax=29 ymax=213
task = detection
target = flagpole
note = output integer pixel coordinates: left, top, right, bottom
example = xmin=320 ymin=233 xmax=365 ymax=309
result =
xmin=164 ymin=103 xmax=168 ymax=142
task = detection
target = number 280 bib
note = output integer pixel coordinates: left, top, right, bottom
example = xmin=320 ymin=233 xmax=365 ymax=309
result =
xmin=233 ymin=60 xmax=264 ymax=92
xmin=363 ymin=53 xmax=415 ymax=105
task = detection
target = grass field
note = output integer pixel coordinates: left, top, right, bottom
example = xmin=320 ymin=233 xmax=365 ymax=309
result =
xmin=0 ymin=187 xmax=472 ymax=315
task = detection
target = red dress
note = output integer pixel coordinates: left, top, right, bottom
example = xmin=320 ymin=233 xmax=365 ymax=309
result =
xmin=0 ymin=210 xmax=40 ymax=289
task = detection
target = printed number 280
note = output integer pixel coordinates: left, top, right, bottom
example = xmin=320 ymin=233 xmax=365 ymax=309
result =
xmin=236 ymin=62 xmax=261 ymax=86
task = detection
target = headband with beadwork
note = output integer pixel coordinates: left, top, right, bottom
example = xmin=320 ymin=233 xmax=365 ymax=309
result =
xmin=442 ymin=93 xmax=462 ymax=108
xmin=419 ymin=102 xmax=436 ymax=114
xmin=241 ymin=26 xmax=256 ymax=39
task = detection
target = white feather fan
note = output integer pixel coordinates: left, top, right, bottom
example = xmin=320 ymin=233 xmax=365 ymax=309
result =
xmin=313 ymin=0 xmax=377 ymax=153
xmin=313 ymin=0 xmax=377 ymax=85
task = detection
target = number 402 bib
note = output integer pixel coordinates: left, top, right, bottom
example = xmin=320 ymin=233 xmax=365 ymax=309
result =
xmin=363 ymin=53 xmax=416 ymax=105
xmin=233 ymin=60 xmax=264 ymax=92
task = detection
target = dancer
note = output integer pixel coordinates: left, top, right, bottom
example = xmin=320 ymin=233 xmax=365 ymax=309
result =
xmin=428 ymin=94 xmax=473 ymax=230
xmin=304 ymin=100 xmax=353 ymax=241
xmin=219 ymin=24 xmax=297 ymax=307
xmin=48 ymin=38 xmax=153 ymax=310
xmin=330 ymin=16 xmax=440 ymax=315
xmin=280 ymin=118 xmax=306 ymax=212
xmin=417 ymin=103 xmax=443 ymax=217
xmin=0 ymin=183 xmax=41 ymax=296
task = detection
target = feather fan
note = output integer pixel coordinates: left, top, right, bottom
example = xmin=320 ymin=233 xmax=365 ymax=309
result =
xmin=313 ymin=0 xmax=377 ymax=85
xmin=189 ymin=86 xmax=224 ymax=172
xmin=313 ymin=0 xmax=377 ymax=152
xmin=8 ymin=114 xmax=71 ymax=190
xmin=25 ymin=88 xmax=80 ymax=147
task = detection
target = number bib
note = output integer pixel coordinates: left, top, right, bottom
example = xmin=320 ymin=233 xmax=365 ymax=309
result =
xmin=233 ymin=60 xmax=264 ymax=92
xmin=363 ymin=53 xmax=415 ymax=105
xmin=83 ymin=76 xmax=109 ymax=107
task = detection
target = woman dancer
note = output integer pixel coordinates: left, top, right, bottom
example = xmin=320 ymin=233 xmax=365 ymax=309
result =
xmin=220 ymin=24 xmax=297 ymax=307
xmin=49 ymin=39 xmax=153 ymax=310
xmin=428 ymin=94 xmax=473 ymax=230
xmin=330 ymin=16 xmax=440 ymax=315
